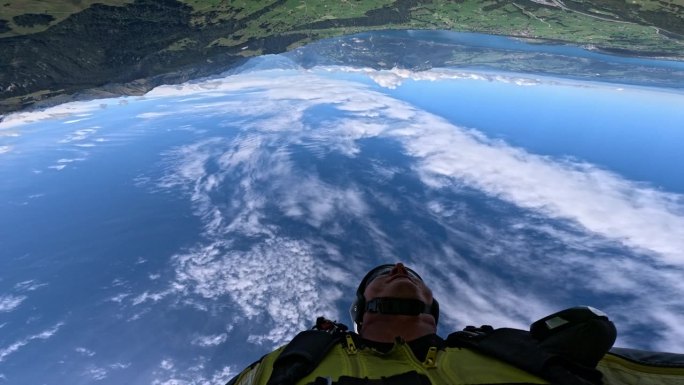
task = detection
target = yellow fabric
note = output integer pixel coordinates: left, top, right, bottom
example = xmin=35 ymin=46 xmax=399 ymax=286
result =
xmin=598 ymin=353 xmax=684 ymax=385
xmin=231 ymin=340 xmax=548 ymax=385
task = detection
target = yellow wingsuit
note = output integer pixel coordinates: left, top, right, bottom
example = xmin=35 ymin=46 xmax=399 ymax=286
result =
xmin=228 ymin=336 xmax=684 ymax=385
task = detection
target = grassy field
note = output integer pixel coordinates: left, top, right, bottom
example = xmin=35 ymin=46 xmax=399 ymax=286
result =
xmin=199 ymin=0 xmax=684 ymax=56
xmin=0 ymin=0 xmax=133 ymax=35
xmin=1 ymin=0 xmax=682 ymax=55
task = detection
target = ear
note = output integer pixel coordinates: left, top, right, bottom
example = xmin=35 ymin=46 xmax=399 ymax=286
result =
xmin=431 ymin=299 xmax=439 ymax=325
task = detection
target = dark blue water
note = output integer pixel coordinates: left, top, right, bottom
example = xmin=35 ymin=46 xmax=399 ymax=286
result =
xmin=302 ymin=30 xmax=684 ymax=90
xmin=400 ymin=30 xmax=684 ymax=70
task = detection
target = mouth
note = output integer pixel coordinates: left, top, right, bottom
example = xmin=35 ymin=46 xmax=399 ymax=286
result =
xmin=387 ymin=274 xmax=414 ymax=283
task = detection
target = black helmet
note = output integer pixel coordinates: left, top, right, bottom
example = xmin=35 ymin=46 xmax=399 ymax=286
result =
xmin=349 ymin=263 xmax=440 ymax=332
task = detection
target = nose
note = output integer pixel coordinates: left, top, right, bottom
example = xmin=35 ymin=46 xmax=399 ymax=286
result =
xmin=390 ymin=263 xmax=408 ymax=276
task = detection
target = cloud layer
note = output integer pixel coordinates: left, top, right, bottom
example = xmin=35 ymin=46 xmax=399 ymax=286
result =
xmin=0 ymin=295 xmax=27 ymax=312
xmin=3 ymin=65 xmax=682 ymax=385
xmin=139 ymin=67 xmax=684 ymax=352
xmin=0 ymin=323 xmax=63 ymax=363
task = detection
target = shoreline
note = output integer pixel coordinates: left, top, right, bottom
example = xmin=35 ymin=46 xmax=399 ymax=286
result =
xmin=2 ymin=29 xmax=683 ymax=119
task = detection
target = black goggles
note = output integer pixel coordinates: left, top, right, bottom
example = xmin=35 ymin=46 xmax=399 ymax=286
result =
xmin=364 ymin=264 xmax=423 ymax=285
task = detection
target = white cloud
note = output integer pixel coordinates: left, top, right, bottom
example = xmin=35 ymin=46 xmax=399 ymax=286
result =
xmin=393 ymin=112 xmax=684 ymax=266
xmin=172 ymin=237 xmax=340 ymax=346
xmin=108 ymin=293 xmax=130 ymax=303
xmin=152 ymin=365 xmax=236 ymax=385
xmin=644 ymin=308 xmax=684 ymax=353
xmin=429 ymin=254 xmax=556 ymax=331
xmin=75 ymin=347 xmax=96 ymax=357
xmin=0 ymin=323 xmax=63 ymax=362
xmin=153 ymin=356 xmax=235 ymax=385
xmin=160 ymin=359 xmax=175 ymax=371
xmin=153 ymin=112 xmax=373 ymax=344
xmin=0 ymin=130 xmax=20 ymax=137
xmin=192 ymin=333 xmax=227 ymax=347
xmin=0 ymin=101 xmax=103 ymax=130
xmin=267 ymin=71 xmax=684 ymax=266
xmin=57 ymin=157 xmax=86 ymax=164
xmin=182 ymin=68 xmax=682 ymax=267
xmin=131 ymin=287 xmax=178 ymax=306
xmin=141 ymin=67 xmax=683 ymax=351
xmin=333 ymin=66 xmax=545 ymax=89
xmin=0 ymin=146 xmax=11 ymax=154
xmin=137 ymin=112 xmax=175 ymax=119
xmin=277 ymin=177 xmax=368 ymax=228
xmin=84 ymin=367 xmax=108 ymax=381
xmin=59 ymin=127 xmax=98 ymax=143
xmin=47 ymin=157 xmax=87 ymax=171
xmin=0 ymin=295 xmax=27 ymax=312
xmin=82 ymin=362 xmax=130 ymax=381
xmin=64 ymin=118 xmax=88 ymax=124
xmin=14 ymin=280 xmax=47 ymax=292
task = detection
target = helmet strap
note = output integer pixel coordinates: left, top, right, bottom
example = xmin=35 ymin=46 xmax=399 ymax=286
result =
xmin=365 ymin=297 xmax=432 ymax=317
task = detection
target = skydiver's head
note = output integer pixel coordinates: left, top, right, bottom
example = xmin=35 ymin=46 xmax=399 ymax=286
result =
xmin=350 ymin=263 xmax=439 ymax=338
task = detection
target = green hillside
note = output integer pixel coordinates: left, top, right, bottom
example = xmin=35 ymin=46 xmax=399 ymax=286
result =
xmin=1 ymin=0 xmax=682 ymax=115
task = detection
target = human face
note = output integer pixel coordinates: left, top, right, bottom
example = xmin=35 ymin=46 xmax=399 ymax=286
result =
xmin=363 ymin=263 xmax=433 ymax=305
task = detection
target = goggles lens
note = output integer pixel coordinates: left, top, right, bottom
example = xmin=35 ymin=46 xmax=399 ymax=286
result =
xmin=365 ymin=265 xmax=422 ymax=284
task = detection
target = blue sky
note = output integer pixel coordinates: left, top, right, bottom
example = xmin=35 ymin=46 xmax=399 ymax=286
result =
xmin=1 ymin=64 xmax=683 ymax=384
xmin=373 ymin=71 xmax=684 ymax=193
xmin=123 ymin=67 xmax=684 ymax=339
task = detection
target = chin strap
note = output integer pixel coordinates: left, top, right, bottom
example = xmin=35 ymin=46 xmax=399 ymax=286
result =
xmin=365 ymin=297 xmax=432 ymax=316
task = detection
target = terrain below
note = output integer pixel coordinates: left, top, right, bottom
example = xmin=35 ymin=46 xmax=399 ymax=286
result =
xmin=1 ymin=0 xmax=683 ymax=116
